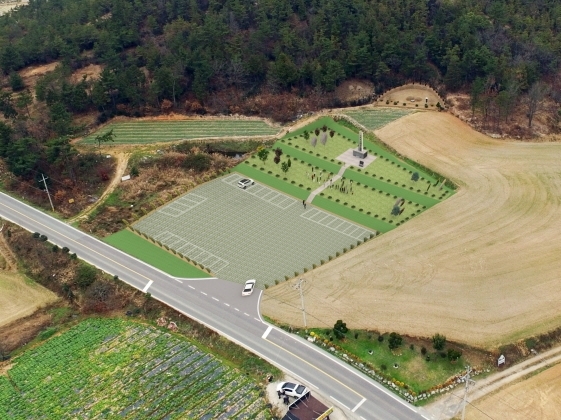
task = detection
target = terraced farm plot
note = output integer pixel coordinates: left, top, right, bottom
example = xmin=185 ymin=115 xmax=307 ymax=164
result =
xmin=0 ymin=318 xmax=270 ymax=419
xmin=133 ymin=175 xmax=373 ymax=287
xmin=343 ymin=109 xmax=414 ymax=130
xmin=81 ymin=119 xmax=280 ymax=145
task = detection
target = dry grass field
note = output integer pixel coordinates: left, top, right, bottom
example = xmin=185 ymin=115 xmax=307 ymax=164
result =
xmin=466 ymin=363 xmax=561 ymax=420
xmin=262 ymin=112 xmax=561 ymax=348
xmin=0 ymin=271 xmax=58 ymax=328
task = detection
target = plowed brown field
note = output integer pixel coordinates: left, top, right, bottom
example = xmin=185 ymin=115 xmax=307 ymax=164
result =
xmin=262 ymin=112 xmax=561 ymax=348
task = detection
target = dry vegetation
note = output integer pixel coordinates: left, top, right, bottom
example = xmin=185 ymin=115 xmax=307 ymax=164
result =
xmin=78 ymin=146 xmax=238 ymax=237
xmin=466 ymin=362 xmax=561 ymax=420
xmin=262 ymin=111 xmax=561 ymax=349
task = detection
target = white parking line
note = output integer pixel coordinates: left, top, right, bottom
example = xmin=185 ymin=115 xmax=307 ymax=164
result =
xmin=262 ymin=326 xmax=273 ymax=339
xmin=212 ymin=297 xmax=219 ymax=301
xmin=330 ymin=396 xmax=350 ymax=411
xmin=188 ymin=285 xmax=195 ymax=290
xmin=200 ymin=292 xmax=207 ymax=296
xmin=352 ymin=398 xmax=366 ymax=412
xmin=142 ymin=280 xmax=153 ymax=293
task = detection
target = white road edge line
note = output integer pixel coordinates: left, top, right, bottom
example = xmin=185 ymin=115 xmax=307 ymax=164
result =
xmin=330 ymin=396 xmax=350 ymax=411
xmin=352 ymin=398 xmax=366 ymax=412
xmin=188 ymin=285 xmax=195 ymax=290
xmin=142 ymin=280 xmax=153 ymax=293
xmin=270 ymin=324 xmax=417 ymax=412
xmin=262 ymin=326 xmax=273 ymax=339
xmin=256 ymin=290 xmax=264 ymax=323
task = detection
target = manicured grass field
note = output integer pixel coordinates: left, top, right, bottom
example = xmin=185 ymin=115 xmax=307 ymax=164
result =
xmin=237 ymin=117 xmax=452 ymax=231
xmin=81 ymin=119 xmax=280 ymax=145
xmin=0 ymin=318 xmax=270 ymax=419
xmin=104 ymin=230 xmax=210 ymax=278
xmin=343 ymin=109 xmax=414 ymax=130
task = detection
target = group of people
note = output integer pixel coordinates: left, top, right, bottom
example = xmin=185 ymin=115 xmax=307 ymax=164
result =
xmin=277 ymin=389 xmax=291 ymax=405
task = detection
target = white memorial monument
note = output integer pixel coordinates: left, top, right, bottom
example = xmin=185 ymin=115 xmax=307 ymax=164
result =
xmin=353 ymin=131 xmax=368 ymax=159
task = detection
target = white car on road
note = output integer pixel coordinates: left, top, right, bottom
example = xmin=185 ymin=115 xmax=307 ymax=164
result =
xmin=242 ymin=280 xmax=256 ymax=296
xmin=276 ymin=381 xmax=310 ymax=399
xmin=237 ymin=178 xmax=255 ymax=189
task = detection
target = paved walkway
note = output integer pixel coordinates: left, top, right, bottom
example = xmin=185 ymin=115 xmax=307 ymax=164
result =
xmin=306 ymin=164 xmax=348 ymax=202
xmin=424 ymin=345 xmax=561 ymax=419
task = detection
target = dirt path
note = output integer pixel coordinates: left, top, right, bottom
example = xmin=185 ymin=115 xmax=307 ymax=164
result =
xmin=0 ymin=226 xmax=17 ymax=271
xmin=69 ymin=152 xmax=129 ymax=224
xmin=262 ymin=112 xmax=561 ymax=348
xmin=425 ymin=346 xmax=561 ymax=419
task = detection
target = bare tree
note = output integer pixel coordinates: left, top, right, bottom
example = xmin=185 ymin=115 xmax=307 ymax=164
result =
xmin=525 ymin=82 xmax=550 ymax=128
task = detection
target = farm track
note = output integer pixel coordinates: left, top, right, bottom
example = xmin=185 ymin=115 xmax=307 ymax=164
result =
xmin=262 ymin=112 xmax=561 ymax=348
xmin=0 ymin=227 xmax=17 ymax=271
xmin=69 ymin=152 xmax=129 ymax=224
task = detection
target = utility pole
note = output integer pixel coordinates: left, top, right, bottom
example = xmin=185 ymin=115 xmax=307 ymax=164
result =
xmin=293 ymin=278 xmax=307 ymax=330
xmin=40 ymin=174 xmax=55 ymax=212
xmin=460 ymin=366 xmax=475 ymax=420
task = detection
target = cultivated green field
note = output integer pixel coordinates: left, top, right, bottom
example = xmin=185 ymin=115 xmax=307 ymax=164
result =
xmin=343 ymin=109 xmax=414 ymax=130
xmin=0 ymin=318 xmax=271 ymax=419
xmin=81 ymin=119 xmax=280 ymax=145
xmin=104 ymin=229 xmax=210 ymax=278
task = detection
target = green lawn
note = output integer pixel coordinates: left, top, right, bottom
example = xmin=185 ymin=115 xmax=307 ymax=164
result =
xmin=309 ymin=328 xmax=467 ymax=394
xmin=81 ymin=120 xmax=280 ymax=144
xmin=232 ymin=117 xmax=451 ymax=231
xmin=104 ymin=230 xmax=210 ymax=278
xmin=343 ymin=109 xmax=414 ymax=130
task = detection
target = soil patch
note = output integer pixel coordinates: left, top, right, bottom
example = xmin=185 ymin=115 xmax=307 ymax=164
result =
xmin=377 ymin=84 xmax=443 ymax=109
xmin=0 ymin=311 xmax=52 ymax=353
xmin=70 ymin=64 xmax=104 ymax=83
xmin=262 ymin=112 xmax=561 ymax=349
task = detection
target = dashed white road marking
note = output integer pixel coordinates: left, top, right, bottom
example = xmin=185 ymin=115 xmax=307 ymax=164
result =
xmin=244 ymin=313 xmax=250 ymax=316
xmin=253 ymin=317 xmax=260 ymax=321
xmin=234 ymin=308 xmax=240 ymax=311
xmin=352 ymin=398 xmax=366 ymax=412
xmin=200 ymin=292 xmax=207 ymax=296
xmin=188 ymin=285 xmax=195 ymax=290
xmin=142 ymin=280 xmax=153 ymax=293
xmin=262 ymin=326 xmax=273 ymax=339
xmin=224 ymin=303 xmax=230 ymax=307
xmin=212 ymin=297 xmax=219 ymax=301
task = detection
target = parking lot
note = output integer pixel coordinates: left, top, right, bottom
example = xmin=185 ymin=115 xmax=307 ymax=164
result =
xmin=133 ymin=173 xmax=373 ymax=288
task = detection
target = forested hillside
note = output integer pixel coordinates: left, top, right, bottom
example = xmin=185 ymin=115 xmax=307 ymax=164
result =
xmin=1 ymin=0 xmax=561 ymax=113
xmin=0 ymin=0 xmax=560 ymax=194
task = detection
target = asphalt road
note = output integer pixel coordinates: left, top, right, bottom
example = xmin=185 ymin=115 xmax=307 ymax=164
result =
xmin=0 ymin=192 xmax=429 ymax=420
